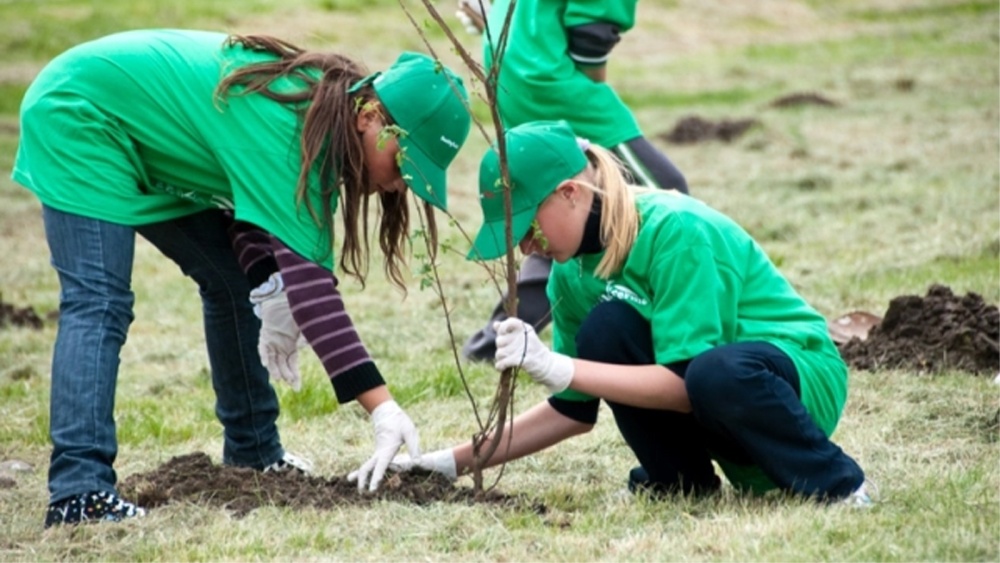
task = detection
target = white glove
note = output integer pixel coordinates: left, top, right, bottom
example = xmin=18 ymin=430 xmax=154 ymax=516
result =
xmin=347 ymin=400 xmax=422 ymax=492
xmin=456 ymin=0 xmax=490 ymax=35
xmin=494 ymin=317 xmax=575 ymax=394
xmin=249 ymin=271 xmax=285 ymax=315
xmin=251 ymin=273 xmax=307 ymax=391
xmin=389 ymin=449 xmax=458 ymax=480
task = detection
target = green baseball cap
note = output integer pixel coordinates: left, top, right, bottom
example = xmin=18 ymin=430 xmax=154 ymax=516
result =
xmin=467 ymin=120 xmax=588 ymax=260
xmin=352 ymin=52 xmax=470 ymax=211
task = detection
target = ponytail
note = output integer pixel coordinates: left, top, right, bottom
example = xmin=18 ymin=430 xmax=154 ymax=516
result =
xmin=578 ymin=145 xmax=644 ymax=278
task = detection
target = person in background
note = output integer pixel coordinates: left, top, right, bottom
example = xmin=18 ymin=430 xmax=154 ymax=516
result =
xmin=13 ymin=29 xmax=470 ymax=527
xmin=458 ymin=0 xmax=690 ymax=362
xmin=396 ymin=121 xmax=871 ymax=506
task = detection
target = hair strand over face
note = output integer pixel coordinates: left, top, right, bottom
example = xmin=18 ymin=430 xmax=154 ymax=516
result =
xmin=215 ymin=34 xmax=423 ymax=291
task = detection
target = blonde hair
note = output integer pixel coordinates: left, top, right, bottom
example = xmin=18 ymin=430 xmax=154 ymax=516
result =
xmin=573 ymin=145 xmax=650 ymax=278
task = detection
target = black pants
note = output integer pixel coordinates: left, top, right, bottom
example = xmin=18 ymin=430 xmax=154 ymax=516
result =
xmin=576 ymin=301 xmax=865 ymax=499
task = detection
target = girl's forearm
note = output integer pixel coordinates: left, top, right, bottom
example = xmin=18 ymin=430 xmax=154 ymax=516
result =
xmin=570 ymin=359 xmax=691 ymax=412
xmin=452 ymin=401 xmax=592 ymax=474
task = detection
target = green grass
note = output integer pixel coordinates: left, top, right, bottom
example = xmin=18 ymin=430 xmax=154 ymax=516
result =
xmin=0 ymin=0 xmax=998 ymax=561
xmin=849 ymin=0 xmax=998 ymax=20
xmin=0 ymin=84 xmax=27 ymax=116
xmin=0 ymin=0 xmax=286 ymax=62
xmin=741 ymin=29 xmax=990 ymax=66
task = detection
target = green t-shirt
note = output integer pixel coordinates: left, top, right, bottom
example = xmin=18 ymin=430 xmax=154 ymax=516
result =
xmin=482 ymin=0 xmax=642 ymax=148
xmin=548 ymin=191 xmax=849 ymax=492
xmin=13 ymin=29 xmax=336 ymax=268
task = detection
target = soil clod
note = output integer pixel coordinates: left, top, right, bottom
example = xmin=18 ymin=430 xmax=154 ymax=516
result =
xmin=837 ymin=284 xmax=999 ymax=375
xmin=661 ymin=115 xmax=759 ymax=144
xmin=0 ymin=294 xmax=44 ymax=330
xmin=769 ymin=92 xmax=839 ymax=108
xmin=119 ymin=452 xmax=543 ymax=518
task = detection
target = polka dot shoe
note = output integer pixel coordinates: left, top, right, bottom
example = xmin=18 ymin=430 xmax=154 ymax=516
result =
xmin=262 ymin=451 xmax=313 ymax=474
xmin=44 ymin=490 xmax=145 ymax=528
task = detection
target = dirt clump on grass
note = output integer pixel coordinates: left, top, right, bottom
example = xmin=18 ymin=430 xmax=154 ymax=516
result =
xmin=837 ymin=284 xmax=999 ymax=375
xmin=119 ymin=452 xmax=543 ymax=518
xmin=0 ymin=294 xmax=44 ymax=330
xmin=660 ymin=115 xmax=759 ymax=144
xmin=769 ymin=92 xmax=839 ymax=108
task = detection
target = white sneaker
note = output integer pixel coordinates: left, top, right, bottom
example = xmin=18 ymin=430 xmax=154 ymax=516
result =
xmin=841 ymin=480 xmax=878 ymax=508
xmin=262 ymin=452 xmax=313 ymax=474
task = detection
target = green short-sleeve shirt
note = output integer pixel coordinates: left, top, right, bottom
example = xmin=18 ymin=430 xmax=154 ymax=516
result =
xmin=13 ymin=29 xmax=336 ymax=268
xmin=549 ymin=191 xmax=849 ymax=492
xmin=482 ymin=0 xmax=642 ymax=147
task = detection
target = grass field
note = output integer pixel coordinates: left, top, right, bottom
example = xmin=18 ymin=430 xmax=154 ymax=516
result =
xmin=0 ymin=0 xmax=998 ymax=561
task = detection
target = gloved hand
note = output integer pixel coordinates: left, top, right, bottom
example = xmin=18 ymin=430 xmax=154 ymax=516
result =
xmin=249 ymin=271 xmax=285 ymax=315
xmin=251 ymin=273 xmax=307 ymax=391
xmin=494 ymin=317 xmax=575 ymax=394
xmin=456 ymin=0 xmax=490 ymax=35
xmin=389 ymin=449 xmax=458 ymax=480
xmin=347 ymin=400 xmax=422 ymax=492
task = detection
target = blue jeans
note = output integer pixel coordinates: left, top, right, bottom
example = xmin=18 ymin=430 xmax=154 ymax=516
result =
xmin=43 ymin=206 xmax=284 ymax=503
xmin=575 ymin=300 xmax=864 ymax=499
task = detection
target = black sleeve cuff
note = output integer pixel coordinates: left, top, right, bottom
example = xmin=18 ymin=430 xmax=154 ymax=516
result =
xmin=567 ymin=22 xmax=622 ymax=65
xmin=330 ymin=361 xmax=386 ymax=404
xmin=548 ymin=396 xmax=601 ymax=424
xmin=246 ymin=258 xmax=279 ymax=289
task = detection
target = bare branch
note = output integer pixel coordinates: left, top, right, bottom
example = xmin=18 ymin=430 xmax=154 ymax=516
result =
xmin=400 ymin=0 xmax=522 ymax=494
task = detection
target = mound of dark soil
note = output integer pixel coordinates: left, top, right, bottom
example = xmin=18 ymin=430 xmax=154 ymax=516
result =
xmin=661 ymin=116 xmax=759 ymax=144
xmin=0 ymin=294 xmax=43 ymax=330
xmin=118 ymin=452 xmax=543 ymax=518
xmin=769 ymin=92 xmax=839 ymax=108
xmin=838 ymin=284 xmax=999 ymax=375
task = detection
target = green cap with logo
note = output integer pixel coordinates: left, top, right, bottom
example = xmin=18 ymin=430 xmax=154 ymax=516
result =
xmin=352 ymin=52 xmax=471 ymax=211
xmin=468 ymin=120 xmax=588 ymax=260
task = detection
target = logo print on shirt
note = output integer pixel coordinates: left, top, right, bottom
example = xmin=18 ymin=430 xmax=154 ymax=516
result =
xmin=601 ymin=282 xmax=649 ymax=307
xmin=147 ymin=180 xmax=234 ymax=210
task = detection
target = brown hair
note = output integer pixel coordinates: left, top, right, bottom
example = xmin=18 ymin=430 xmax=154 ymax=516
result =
xmin=215 ymin=34 xmax=432 ymax=290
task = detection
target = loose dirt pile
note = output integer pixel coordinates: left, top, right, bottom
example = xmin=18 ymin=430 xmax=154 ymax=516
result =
xmin=838 ymin=284 xmax=999 ymax=375
xmin=660 ymin=91 xmax=840 ymax=145
xmin=661 ymin=116 xmax=759 ymax=144
xmin=769 ymin=92 xmax=839 ymax=108
xmin=0 ymin=294 xmax=44 ymax=330
xmin=118 ymin=452 xmax=543 ymax=518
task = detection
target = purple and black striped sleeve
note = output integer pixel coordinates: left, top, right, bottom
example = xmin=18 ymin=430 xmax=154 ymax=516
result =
xmin=228 ymin=222 xmax=385 ymax=403
xmin=227 ymin=218 xmax=279 ymax=288
xmin=272 ymin=240 xmax=386 ymax=402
